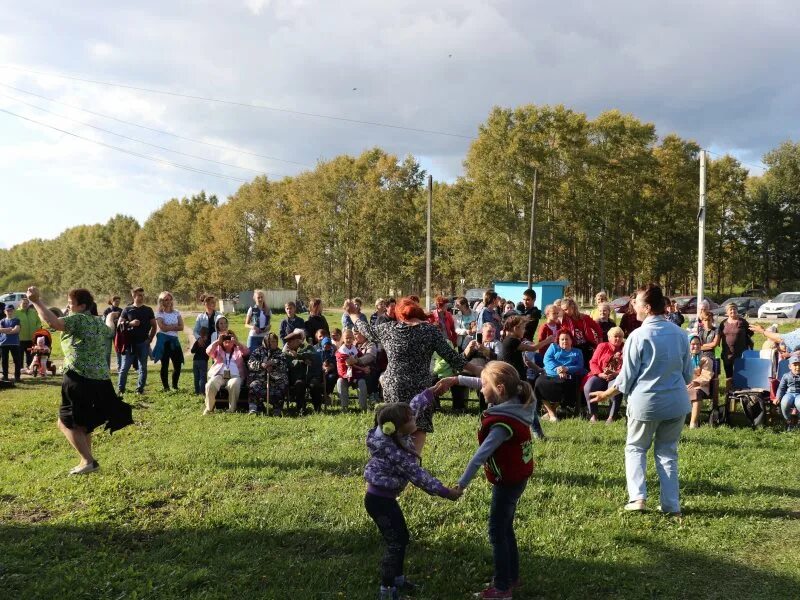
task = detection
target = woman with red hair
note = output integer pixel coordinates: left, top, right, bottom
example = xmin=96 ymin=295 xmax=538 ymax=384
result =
xmin=348 ymin=297 xmax=482 ymax=452
xmin=429 ymin=295 xmax=457 ymax=345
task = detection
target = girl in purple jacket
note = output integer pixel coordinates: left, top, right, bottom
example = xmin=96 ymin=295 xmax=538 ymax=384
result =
xmin=364 ymin=389 xmax=461 ymax=599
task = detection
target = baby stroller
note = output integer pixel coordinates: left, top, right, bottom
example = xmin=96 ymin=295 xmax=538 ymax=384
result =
xmin=30 ymin=328 xmax=57 ymax=376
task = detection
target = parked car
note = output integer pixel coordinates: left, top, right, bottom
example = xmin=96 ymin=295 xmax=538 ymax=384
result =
xmin=610 ymin=296 xmax=630 ymax=314
xmin=711 ymin=297 xmax=765 ymax=317
xmin=757 ymin=292 xmax=800 ymax=319
xmin=0 ymin=292 xmax=27 ymax=309
xmin=673 ymin=296 xmax=719 ymax=314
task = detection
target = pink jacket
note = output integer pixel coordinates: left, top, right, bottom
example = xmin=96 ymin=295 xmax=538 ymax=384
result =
xmin=207 ymin=342 xmax=249 ymax=378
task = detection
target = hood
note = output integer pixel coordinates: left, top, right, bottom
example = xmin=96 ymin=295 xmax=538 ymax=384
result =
xmin=366 ymin=427 xmax=412 ymax=458
xmin=485 ymin=398 xmax=535 ymax=427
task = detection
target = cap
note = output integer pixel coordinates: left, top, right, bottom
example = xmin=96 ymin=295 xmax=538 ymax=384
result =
xmin=284 ymin=328 xmax=305 ymax=342
xmin=789 ymin=355 xmax=800 ymax=365
xmin=321 ymin=337 xmax=332 ymax=346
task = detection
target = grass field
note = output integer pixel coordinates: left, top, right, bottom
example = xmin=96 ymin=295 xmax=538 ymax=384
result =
xmin=1 ymin=314 xmax=798 ymax=599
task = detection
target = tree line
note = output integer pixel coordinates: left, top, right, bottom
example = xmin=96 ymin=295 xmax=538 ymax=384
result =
xmin=3 ymin=104 xmax=800 ymax=304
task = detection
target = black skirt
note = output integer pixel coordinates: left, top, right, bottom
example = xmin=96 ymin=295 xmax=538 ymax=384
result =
xmin=60 ymin=370 xmax=131 ymax=434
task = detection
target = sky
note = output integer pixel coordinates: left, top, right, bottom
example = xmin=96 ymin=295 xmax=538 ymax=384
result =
xmin=1 ymin=0 xmax=799 ymax=248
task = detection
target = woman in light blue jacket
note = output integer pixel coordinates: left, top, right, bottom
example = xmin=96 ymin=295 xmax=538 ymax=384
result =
xmin=592 ymin=284 xmax=693 ymax=516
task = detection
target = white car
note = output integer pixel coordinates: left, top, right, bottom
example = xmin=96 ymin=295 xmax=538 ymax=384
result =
xmin=0 ymin=292 xmax=27 ymax=309
xmin=757 ymin=292 xmax=800 ymax=319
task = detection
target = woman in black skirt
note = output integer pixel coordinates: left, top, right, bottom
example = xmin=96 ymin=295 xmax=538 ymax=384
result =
xmin=26 ymin=286 xmax=132 ymax=475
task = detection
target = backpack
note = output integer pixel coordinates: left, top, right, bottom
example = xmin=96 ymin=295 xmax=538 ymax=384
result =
xmin=734 ymin=390 xmax=770 ymax=428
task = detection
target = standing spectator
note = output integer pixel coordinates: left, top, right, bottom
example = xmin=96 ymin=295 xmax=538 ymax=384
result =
xmin=476 ymin=291 xmax=502 ymax=340
xmin=560 ymin=298 xmax=603 ymax=366
xmin=665 ymin=299 xmax=685 ymax=326
xmin=620 ymin=299 xmax=643 ymax=337
xmin=342 ymin=298 xmax=368 ymax=329
xmin=0 ymin=305 xmax=22 ymax=382
xmin=245 ymin=290 xmax=272 ymax=352
xmin=595 ymin=302 xmax=615 ymax=342
xmin=536 ymin=304 xmax=562 ymax=356
xmin=25 ymin=286 xmax=132 ymax=475
xmin=16 ymin=297 xmax=42 ymax=372
xmin=304 ymin=298 xmax=329 ymax=345
xmin=377 ymin=298 xmax=397 ymax=324
xmin=516 ymin=289 xmax=542 ymax=341
xmin=590 ymin=291 xmax=613 ymax=321
xmin=193 ymin=294 xmax=218 ymax=342
xmin=429 ymin=295 xmax=457 ymax=345
xmin=370 ymin=298 xmax=388 ymax=326
xmin=117 ymin=287 xmax=156 ymax=395
xmin=102 ymin=296 xmax=123 ymax=370
xmin=714 ymin=302 xmax=753 ymax=395
xmin=190 ymin=327 xmax=210 ymax=395
xmin=453 ymin=297 xmax=477 ymax=352
xmin=590 ymin=284 xmax=693 ymax=515
xmin=154 ymin=291 xmax=184 ymax=392
xmin=279 ymin=301 xmax=305 ymax=343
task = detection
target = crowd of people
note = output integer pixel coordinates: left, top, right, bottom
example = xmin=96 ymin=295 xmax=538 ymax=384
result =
xmin=11 ymin=282 xmax=800 ymax=600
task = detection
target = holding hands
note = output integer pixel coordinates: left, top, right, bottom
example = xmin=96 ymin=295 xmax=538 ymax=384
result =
xmin=445 ymin=485 xmax=464 ymax=501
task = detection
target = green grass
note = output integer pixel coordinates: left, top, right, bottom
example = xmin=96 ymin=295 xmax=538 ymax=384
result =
xmin=1 ymin=363 xmax=799 ymax=599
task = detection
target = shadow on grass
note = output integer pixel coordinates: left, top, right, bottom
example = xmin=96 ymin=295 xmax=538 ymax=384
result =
xmin=0 ymin=522 xmax=797 ymax=599
xmin=218 ymin=456 xmax=365 ymax=476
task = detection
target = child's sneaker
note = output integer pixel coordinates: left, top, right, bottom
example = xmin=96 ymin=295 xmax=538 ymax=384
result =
xmin=475 ymin=586 xmax=512 ymax=599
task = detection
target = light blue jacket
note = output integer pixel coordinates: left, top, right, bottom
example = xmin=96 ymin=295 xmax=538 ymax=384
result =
xmin=614 ymin=315 xmax=693 ymax=421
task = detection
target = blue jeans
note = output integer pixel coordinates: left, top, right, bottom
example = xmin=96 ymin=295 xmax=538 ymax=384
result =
xmin=625 ymin=416 xmax=684 ymax=513
xmin=488 ymin=479 xmax=528 ymax=592
xmin=193 ymin=360 xmax=208 ymax=395
xmin=247 ymin=335 xmax=264 ymax=352
xmin=780 ymin=392 xmax=800 ymax=421
xmin=118 ymin=341 xmax=150 ymax=393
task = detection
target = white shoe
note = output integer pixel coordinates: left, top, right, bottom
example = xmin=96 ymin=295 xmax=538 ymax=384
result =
xmin=202 ymin=408 xmax=212 ymax=415
xmin=69 ymin=460 xmax=99 ymax=475
xmin=624 ymin=499 xmax=646 ymax=512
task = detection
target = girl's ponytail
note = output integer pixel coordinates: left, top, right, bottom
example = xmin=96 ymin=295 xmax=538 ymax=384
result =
xmin=518 ymin=380 xmax=534 ymax=406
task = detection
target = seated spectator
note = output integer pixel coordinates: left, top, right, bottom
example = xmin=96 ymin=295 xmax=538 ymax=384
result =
xmin=336 ymin=329 xmax=369 ymax=410
xmin=560 ymin=298 xmax=603 ymax=366
xmin=246 ymin=333 xmax=289 ymax=415
xmin=432 ymin=340 xmax=469 ymax=413
xmin=462 ymin=325 xmax=498 ymax=412
xmin=331 ymin=327 xmax=343 ymax=346
xmin=751 ymin=323 xmax=800 ymax=358
xmin=341 ymin=298 xmax=368 ymax=330
xmin=283 ymin=328 xmax=322 ymax=413
xmin=453 ymin=297 xmax=477 ymax=351
xmin=775 ymin=355 xmax=800 ymax=432
xmin=204 ymin=333 xmax=249 ymax=415
xmin=590 ymin=291 xmax=612 ymax=321
xmin=370 ymin=298 xmax=387 ymax=326
xmin=537 ymin=304 xmax=562 ymax=355
xmin=279 ymin=302 xmax=305 ymax=343
xmin=429 ymin=295 xmax=457 ymax=345
xmin=211 ymin=315 xmax=230 ymax=343
xmin=354 ymin=329 xmax=381 ymax=403
xmin=516 ymin=288 xmax=542 ymax=341
xmin=594 ymin=302 xmax=615 ymax=342
xmin=534 ymin=330 xmax=585 ymax=420
xmin=687 ymin=333 xmax=714 ymax=429
xmin=303 ymin=298 xmax=329 ymax=345
xmin=245 ymin=290 xmax=272 ymax=351
xmin=583 ymin=326 xmax=625 ymax=423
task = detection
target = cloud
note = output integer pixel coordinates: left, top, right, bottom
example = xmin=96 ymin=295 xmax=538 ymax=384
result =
xmin=1 ymin=0 xmax=799 ymax=246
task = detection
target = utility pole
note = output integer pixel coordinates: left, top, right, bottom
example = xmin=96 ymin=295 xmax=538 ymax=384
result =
xmin=697 ymin=150 xmax=707 ymax=316
xmin=425 ymin=174 xmax=433 ymax=310
xmin=526 ymin=169 xmax=538 ymax=289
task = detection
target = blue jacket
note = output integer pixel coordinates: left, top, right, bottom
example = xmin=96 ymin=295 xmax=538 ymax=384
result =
xmin=152 ymin=332 xmax=183 ymax=363
xmin=614 ymin=315 xmax=693 ymax=421
xmin=543 ymin=344 xmax=584 ymax=377
xmin=777 ymin=371 xmax=800 ymax=399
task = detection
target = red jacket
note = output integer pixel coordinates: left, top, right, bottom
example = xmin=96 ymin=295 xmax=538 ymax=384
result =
xmin=336 ymin=345 xmax=364 ymax=380
xmin=561 ymin=314 xmax=603 ymax=348
xmin=478 ymin=413 xmax=534 ymax=485
xmin=588 ymin=342 xmax=624 ymax=377
xmin=537 ymin=322 xmax=560 ymax=355
xmin=429 ymin=309 xmax=457 ymax=345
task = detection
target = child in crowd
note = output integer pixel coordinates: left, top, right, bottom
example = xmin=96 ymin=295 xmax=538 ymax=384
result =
xmin=211 ymin=316 xmax=230 ymax=343
xmin=336 ymin=329 xmax=369 ymax=409
xmin=775 ymin=355 xmax=800 ymax=432
xmin=440 ymin=362 xmax=535 ymax=599
xmin=191 ymin=326 xmax=210 ymax=395
xmin=331 ymin=327 xmax=343 ymax=347
xmin=364 ymin=393 xmax=462 ymax=600
xmin=316 ymin=336 xmax=338 ymax=403
xmin=27 ymin=335 xmax=50 ymax=377
xmin=537 ymin=304 xmax=561 ymax=355
xmin=595 ymin=302 xmax=615 ymax=342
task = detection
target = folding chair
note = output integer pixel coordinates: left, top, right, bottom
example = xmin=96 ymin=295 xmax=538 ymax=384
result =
xmin=741 ymin=350 xmax=761 ymax=360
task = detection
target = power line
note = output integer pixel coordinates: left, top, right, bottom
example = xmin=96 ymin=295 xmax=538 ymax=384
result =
xmin=0 ymin=92 xmax=286 ymax=177
xmin=705 ymin=148 xmax=767 ymax=172
xmin=0 ymin=83 xmax=314 ymax=168
xmin=0 ymin=64 xmax=476 ymax=139
xmin=0 ymin=107 xmax=250 ymax=183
